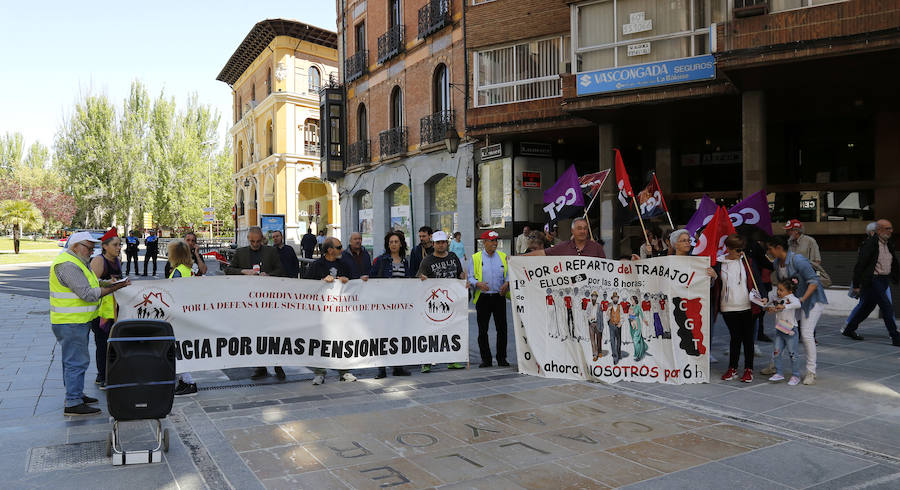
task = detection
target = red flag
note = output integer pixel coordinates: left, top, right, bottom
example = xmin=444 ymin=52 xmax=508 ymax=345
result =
xmin=614 ymin=149 xmax=633 ymax=208
xmin=652 ymin=173 xmax=669 ymax=212
xmin=579 ymin=169 xmax=610 ymax=200
xmin=692 ymin=206 xmax=735 ymax=266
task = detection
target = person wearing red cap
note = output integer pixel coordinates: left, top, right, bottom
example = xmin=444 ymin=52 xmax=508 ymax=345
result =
xmin=785 ymin=219 xmax=821 ymax=265
xmin=88 ymin=227 xmax=122 ymax=388
xmin=525 ymin=218 xmax=605 ymax=258
xmin=468 ymin=230 xmax=510 ymax=367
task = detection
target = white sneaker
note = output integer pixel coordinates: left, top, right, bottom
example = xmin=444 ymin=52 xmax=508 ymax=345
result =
xmin=768 ymin=374 xmax=785 ymax=382
xmin=802 ymin=373 xmax=816 ymax=385
xmin=340 ymin=372 xmax=357 ymax=382
xmin=312 ymin=375 xmax=325 ymax=385
xmin=788 ymin=376 xmax=801 ymax=386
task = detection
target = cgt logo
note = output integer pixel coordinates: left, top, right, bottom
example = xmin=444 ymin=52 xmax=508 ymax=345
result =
xmin=672 ymin=297 xmax=706 ymax=356
xmin=424 ymin=288 xmax=455 ymax=323
xmin=132 ymin=288 xmax=175 ymax=322
xmin=702 ymin=207 xmax=762 ymax=228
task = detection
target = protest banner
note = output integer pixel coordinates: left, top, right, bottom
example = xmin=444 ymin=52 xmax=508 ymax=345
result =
xmin=509 ymin=255 xmax=710 ymax=384
xmin=115 ymin=277 xmax=469 ymax=373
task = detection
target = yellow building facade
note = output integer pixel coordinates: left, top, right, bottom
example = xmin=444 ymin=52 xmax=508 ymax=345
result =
xmin=217 ymin=20 xmax=340 ymax=246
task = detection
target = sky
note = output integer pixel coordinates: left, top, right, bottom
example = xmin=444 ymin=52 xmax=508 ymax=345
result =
xmin=0 ymin=1 xmax=338 ymax=155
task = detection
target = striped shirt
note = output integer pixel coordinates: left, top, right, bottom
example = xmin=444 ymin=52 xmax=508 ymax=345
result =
xmin=54 ymin=251 xmax=101 ymax=303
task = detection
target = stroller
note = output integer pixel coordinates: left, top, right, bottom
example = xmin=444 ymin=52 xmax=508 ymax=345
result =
xmin=104 ymin=319 xmax=177 ymax=465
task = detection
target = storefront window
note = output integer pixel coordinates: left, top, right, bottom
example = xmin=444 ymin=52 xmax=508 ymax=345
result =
xmin=429 ymin=175 xmax=457 ymax=234
xmin=769 ymin=190 xmax=874 ymax=224
xmin=573 ymin=0 xmax=725 ymax=72
xmin=356 ymin=191 xmax=374 ymax=255
xmin=477 ymin=158 xmax=512 ymax=228
xmin=388 ymin=184 xmax=411 ymax=243
xmin=768 ymin=118 xmax=875 ymax=185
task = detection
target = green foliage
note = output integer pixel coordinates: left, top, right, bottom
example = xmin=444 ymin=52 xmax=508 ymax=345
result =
xmin=53 ymin=81 xmax=232 ymax=231
xmin=0 ymin=133 xmax=24 ymax=174
xmin=0 ymin=199 xmax=44 ymax=252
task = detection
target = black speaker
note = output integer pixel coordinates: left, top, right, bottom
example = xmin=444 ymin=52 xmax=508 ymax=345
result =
xmin=106 ymin=320 xmax=177 ymax=421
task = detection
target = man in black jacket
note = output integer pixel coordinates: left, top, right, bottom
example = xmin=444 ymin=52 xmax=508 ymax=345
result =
xmin=300 ymin=229 xmax=317 ymax=259
xmin=844 ymin=219 xmax=900 ymax=346
xmin=409 ymin=226 xmax=433 ymax=277
xmin=143 ymin=229 xmax=159 ymax=276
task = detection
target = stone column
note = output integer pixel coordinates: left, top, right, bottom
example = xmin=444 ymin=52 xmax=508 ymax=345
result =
xmin=742 ymin=91 xmax=766 ymax=197
xmin=597 ymin=124 xmax=616 ymax=258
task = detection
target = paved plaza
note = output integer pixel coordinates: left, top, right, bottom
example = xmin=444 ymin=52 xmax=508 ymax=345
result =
xmin=2 ymin=277 xmax=900 ymax=488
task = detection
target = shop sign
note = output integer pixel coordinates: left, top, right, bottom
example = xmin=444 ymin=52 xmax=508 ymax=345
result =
xmin=681 ymin=151 xmax=741 ymax=167
xmin=519 ymin=142 xmax=552 ymax=157
xmin=800 ymin=200 xmax=817 ymax=209
xmin=627 ymin=42 xmax=651 ymax=57
xmin=622 ymin=12 xmax=652 ymax=35
xmin=490 ymin=209 xmax=503 ymax=218
xmin=577 ymin=54 xmax=715 ymax=96
xmin=480 ymin=144 xmax=502 ymax=160
xmin=522 ymin=171 xmax=541 ymax=188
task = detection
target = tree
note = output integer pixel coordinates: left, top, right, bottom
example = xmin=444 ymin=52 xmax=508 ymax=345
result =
xmin=0 ymin=133 xmax=24 ymax=175
xmin=0 ymin=199 xmax=43 ymax=253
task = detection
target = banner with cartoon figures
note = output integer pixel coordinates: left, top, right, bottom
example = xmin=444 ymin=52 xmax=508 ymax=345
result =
xmin=115 ymin=277 xmax=469 ymax=373
xmin=509 ymin=255 xmax=710 ymax=384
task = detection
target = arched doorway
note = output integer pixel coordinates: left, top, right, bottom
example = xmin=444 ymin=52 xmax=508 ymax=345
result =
xmin=262 ymin=174 xmax=276 ymax=214
xmin=298 ymin=178 xmax=332 ymax=235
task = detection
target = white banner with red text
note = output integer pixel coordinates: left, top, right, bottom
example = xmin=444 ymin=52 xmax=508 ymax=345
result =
xmin=509 ymin=255 xmax=710 ymax=384
xmin=115 ymin=276 xmax=469 ymax=373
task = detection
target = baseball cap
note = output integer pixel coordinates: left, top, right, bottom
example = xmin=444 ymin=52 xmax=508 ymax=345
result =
xmin=67 ymin=231 xmax=101 ymax=248
xmin=432 ymin=231 xmax=449 ymax=242
xmin=480 ymin=230 xmax=499 ymax=241
xmin=784 ymin=219 xmax=803 ymax=230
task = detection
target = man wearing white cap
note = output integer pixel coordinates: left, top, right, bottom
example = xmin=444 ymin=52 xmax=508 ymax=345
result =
xmin=418 ymin=230 xmax=466 ymax=371
xmin=50 ymin=232 xmax=131 ymax=415
xmin=469 ymin=230 xmax=511 ymax=367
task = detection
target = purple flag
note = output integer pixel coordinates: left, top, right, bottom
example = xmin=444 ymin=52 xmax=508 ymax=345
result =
xmin=543 ymin=165 xmax=585 ymax=223
xmin=685 ymin=195 xmax=717 ymax=236
xmin=728 ymin=189 xmax=773 ymax=235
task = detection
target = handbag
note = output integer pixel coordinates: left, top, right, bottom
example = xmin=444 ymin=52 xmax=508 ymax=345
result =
xmin=811 ymin=261 xmax=832 ymax=288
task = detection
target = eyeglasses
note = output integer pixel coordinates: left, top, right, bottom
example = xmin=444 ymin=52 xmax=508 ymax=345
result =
xmin=332 ymin=245 xmax=343 ymax=250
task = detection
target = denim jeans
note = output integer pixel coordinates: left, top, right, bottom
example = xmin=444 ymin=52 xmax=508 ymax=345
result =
xmin=773 ymin=329 xmax=800 ymax=376
xmin=90 ymin=318 xmax=107 ymax=382
xmin=51 ymin=321 xmax=92 ymax=407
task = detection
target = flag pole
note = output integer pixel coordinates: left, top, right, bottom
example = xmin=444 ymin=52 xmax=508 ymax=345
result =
xmin=585 ymin=214 xmax=594 ymax=241
xmin=741 ymin=252 xmax=760 ymax=292
xmin=652 ymin=172 xmax=675 ymax=230
xmin=631 ymin=194 xmax=651 ymax=249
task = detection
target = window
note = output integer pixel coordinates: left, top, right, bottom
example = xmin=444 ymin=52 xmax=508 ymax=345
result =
xmin=433 ymin=64 xmax=450 ymax=113
xmin=573 ymin=0 xmax=724 ymax=73
xmin=388 ymin=184 xmax=411 ymax=241
xmin=308 ymin=66 xmax=321 ymax=93
xmin=474 ymin=36 xmax=566 ymax=107
xmin=304 ymin=119 xmax=320 ymax=156
xmin=355 ymin=22 xmax=366 ymax=52
xmin=266 ymin=120 xmax=273 ymax=156
xmin=267 ymin=67 xmax=272 ymax=95
xmin=357 ymin=104 xmax=368 ymax=141
xmin=251 ymin=83 xmax=256 ymax=102
xmin=238 ymin=190 xmax=245 ymax=216
xmin=235 ymin=95 xmax=242 ymax=123
xmin=389 ymin=0 xmax=401 ymax=28
xmin=238 ymin=140 xmax=244 ymax=169
xmin=390 ymin=86 xmax=403 ymax=128
xmin=429 ymin=175 xmax=457 ymax=233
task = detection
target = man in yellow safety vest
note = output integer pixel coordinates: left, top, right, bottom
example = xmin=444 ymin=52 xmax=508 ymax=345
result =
xmin=50 ymin=231 xmax=131 ymax=415
xmin=468 ymin=230 xmax=510 ymax=368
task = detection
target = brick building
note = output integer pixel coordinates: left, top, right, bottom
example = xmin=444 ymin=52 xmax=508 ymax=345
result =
xmin=217 ymin=20 xmax=339 ymax=246
xmin=326 ymin=0 xmax=474 ymax=258
xmin=466 ymin=0 xmax=900 ymax=282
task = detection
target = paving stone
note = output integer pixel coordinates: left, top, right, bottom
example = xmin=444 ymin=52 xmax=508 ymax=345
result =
xmin=240 ymin=445 xmax=324 ymax=479
xmin=279 ymin=418 xmax=350 ymax=443
xmin=225 ymin=424 xmax=295 ymax=452
xmin=693 ymin=423 xmax=785 ymax=449
xmin=506 ymin=387 xmax=580 ymax=406
xmin=489 ymin=407 xmax=575 ymax=433
xmin=719 ymin=440 xmax=874 ymax=488
xmin=438 ymin=475 xmax=526 ymax=489
xmin=473 ymin=434 xmax=575 ymax=468
xmin=433 ymin=416 xmax=522 ymax=444
xmin=806 ymin=463 xmax=900 ymax=490
xmin=556 ymin=450 xmax=663 ymax=487
xmin=621 ymin=461 xmax=791 ymax=490
xmin=332 ymin=457 xmax=444 ymax=488
xmin=763 ymin=401 xmax=859 ymax=430
xmin=425 ymin=399 xmax=501 ymax=419
xmin=373 ymin=425 xmax=468 ymax=457
xmin=262 ymin=470 xmax=350 ymax=489
xmin=650 ymin=431 xmax=750 ymax=460
xmin=588 ymin=393 xmax=666 ymax=413
xmin=607 ymin=440 xmax=709 ymax=473
xmin=501 ymin=461 xmax=608 ymax=489
xmin=303 ymin=435 xmax=400 ymax=469
xmin=409 ymin=446 xmax=515 ymax=484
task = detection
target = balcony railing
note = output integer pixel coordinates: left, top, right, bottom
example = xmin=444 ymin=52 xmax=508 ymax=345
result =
xmin=379 ymin=127 xmax=408 ymax=159
xmin=348 ymin=139 xmax=370 ymax=167
xmin=733 ymin=0 xmax=768 ymax=17
xmin=304 ymin=142 xmax=320 ymax=156
xmin=419 ymin=110 xmax=456 ymax=146
xmin=418 ymin=0 xmax=451 ymax=39
xmin=345 ymin=50 xmax=368 ymax=83
xmin=377 ymin=25 xmax=404 ymax=64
